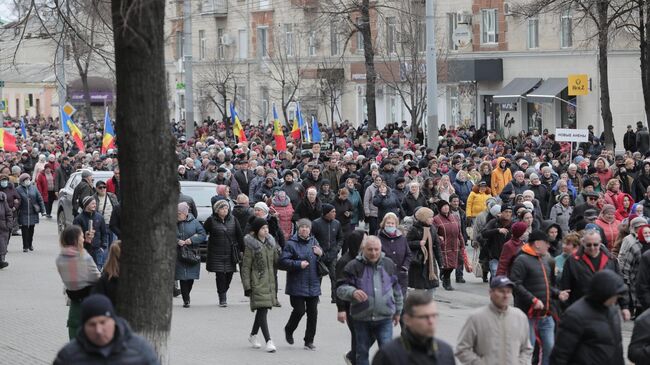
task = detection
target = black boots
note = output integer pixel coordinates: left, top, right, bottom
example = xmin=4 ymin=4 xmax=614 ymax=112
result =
xmin=442 ymin=276 xmax=454 ymax=291
xmin=218 ymin=293 xmax=227 ymax=307
xmin=456 ymin=276 xmax=466 ymax=284
xmin=0 ymin=260 xmax=8 ymax=269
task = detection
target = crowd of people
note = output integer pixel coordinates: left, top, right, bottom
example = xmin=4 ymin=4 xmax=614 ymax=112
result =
xmin=7 ymin=114 xmax=650 ymax=363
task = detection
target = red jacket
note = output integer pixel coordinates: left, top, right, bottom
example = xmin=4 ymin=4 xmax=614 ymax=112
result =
xmin=496 ymin=238 xmax=524 ymax=277
xmin=615 ymin=193 xmax=634 ymax=221
xmin=36 ymin=172 xmax=52 ymax=203
xmin=106 ymin=177 xmax=119 ymax=195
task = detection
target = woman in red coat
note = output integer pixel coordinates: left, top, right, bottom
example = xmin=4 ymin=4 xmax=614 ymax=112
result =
xmin=432 ymin=199 xmax=464 ymax=291
xmin=36 ymin=164 xmax=56 ymax=218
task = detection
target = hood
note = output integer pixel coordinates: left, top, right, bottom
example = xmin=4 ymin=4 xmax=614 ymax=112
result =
xmin=244 ymin=233 xmax=276 ymax=251
xmin=471 ymin=184 xmax=491 ymax=194
xmin=495 ymin=157 xmax=507 ymax=170
xmin=638 ymin=224 xmax=650 ymax=244
xmin=586 ymin=269 xmax=627 ymax=305
xmin=544 ymin=222 xmax=563 ymax=241
xmin=617 ymin=193 xmax=634 ymax=213
xmin=521 ymin=243 xmax=539 ymax=257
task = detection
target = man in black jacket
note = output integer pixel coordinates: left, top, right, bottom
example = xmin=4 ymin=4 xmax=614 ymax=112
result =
xmin=551 ymin=270 xmax=627 ymax=365
xmin=624 ymin=125 xmax=637 ymax=152
xmin=72 ymin=170 xmax=95 ymax=217
xmin=371 ymin=290 xmax=455 ymax=365
xmin=233 ymin=159 xmax=254 ymax=199
xmin=629 ymin=306 xmax=650 ymax=363
xmin=569 ymin=191 xmax=600 ymax=230
xmin=312 ymin=204 xmax=343 ymax=303
xmin=53 ymin=294 xmax=159 ymax=365
xmin=510 ymin=230 xmax=570 ymax=365
xmin=482 ymin=205 xmax=513 ymax=278
xmin=54 ymin=156 xmax=73 ymax=195
xmin=560 ymin=229 xmax=631 ymax=320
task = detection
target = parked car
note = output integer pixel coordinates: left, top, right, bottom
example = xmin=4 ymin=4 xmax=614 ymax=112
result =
xmin=57 ymin=170 xmax=114 ymax=233
xmin=180 ymin=181 xmax=217 ymax=258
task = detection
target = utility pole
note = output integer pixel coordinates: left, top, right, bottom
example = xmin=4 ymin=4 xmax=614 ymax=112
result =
xmin=183 ymin=0 xmax=194 ymax=138
xmin=425 ymin=0 xmax=438 ymax=151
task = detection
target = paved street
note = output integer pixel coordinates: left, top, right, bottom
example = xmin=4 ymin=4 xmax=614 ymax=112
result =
xmin=0 ymin=214 xmax=635 ymax=364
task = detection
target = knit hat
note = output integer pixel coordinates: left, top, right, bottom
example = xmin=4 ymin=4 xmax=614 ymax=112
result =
xmin=213 ymin=200 xmax=229 ymax=213
xmin=82 ymin=196 xmax=95 ymax=209
xmin=81 ymin=294 xmax=115 ymax=325
xmin=178 ymin=202 xmax=189 ymax=215
xmin=501 ymin=204 xmax=512 ymax=212
xmin=415 ymin=207 xmax=434 ymax=223
xmin=522 ymin=201 xmax=534 ymax=212
xmin=283 ymin=170 xmax=294 ymax=178
xmin=436 ymin=199 xmax=450 ymax=212
xmin=490 ymin=205 xmax=502 ymax=217
xmin=556 ymin=192 xmax=570 ymax=203
xmin=528 ymin=230 xmax=549 ymax=243
xmin=296 ymin=218 xmax=312 ymax=229
xmin=511 ymin=222 xmax=528 ymax=239
xmin=249 ymin=217 xmax=268 ymax=235
xmin=19 ymin=173 xmax=30 ymax=183
xmin=602 ymin=204 xmax=616 ymax=215
xmin=254 ymin=202 xmax=270 ymax=215
xmin=322 ymin=203 xmax=335 ymax=215
xmin=631 ymin=217 xmax=648 ymax=231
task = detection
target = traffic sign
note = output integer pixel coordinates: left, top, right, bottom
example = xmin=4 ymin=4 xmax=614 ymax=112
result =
xmin=62 ymin=102 xmax=76 ymax=116
xmin=568 ymin=74 xmax=589 ymax=96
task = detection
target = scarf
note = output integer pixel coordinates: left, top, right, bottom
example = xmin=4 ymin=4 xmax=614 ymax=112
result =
xmin=421 ymin=225 xmax=438 ymax=281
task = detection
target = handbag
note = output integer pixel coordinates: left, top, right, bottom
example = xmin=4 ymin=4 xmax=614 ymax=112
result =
xmin=228 ymin=235 xmax=241 ymax=265
xmin=178 ymin=245 xmax=200 ymax=265
xmin=316 ymin=258 xmax=330 ymax=277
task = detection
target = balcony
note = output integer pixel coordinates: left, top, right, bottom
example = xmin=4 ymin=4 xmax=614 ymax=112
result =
xmin=201 ymin=0 xmax=227 ymax=16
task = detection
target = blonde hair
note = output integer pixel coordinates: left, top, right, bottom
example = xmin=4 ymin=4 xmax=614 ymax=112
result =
xmin=380 ymin=212 xmax=399 ymax=228
xmin=103 ymin=242 xmax=121 ymax=280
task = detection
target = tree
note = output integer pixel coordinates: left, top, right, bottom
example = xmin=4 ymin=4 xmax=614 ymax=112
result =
xmin=111 ymin=0 xmax=177 ymax=362
xmin=513 ymin=0 xmax=638 ymax=149
xmin=197 ymin=55 xmax=240 ymax=122
xmin=317 ymin=59 xmax=346 ymax=130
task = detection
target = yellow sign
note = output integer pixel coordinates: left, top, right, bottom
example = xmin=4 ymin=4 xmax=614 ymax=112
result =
xmin=568 ymin=74 xmax=589 ymax=96
xmin=62 ymin=102 xmax=76 ymax=116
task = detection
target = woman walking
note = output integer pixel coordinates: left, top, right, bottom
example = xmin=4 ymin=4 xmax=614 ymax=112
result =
xmin=204 ymin=199 xmax=243 ymax=307
xmin=377 ymin=213 xmax=411 ymax=297
xmin=280 ymin=218 xmax=323 ymax=351
xmin=35 ymin=164 xmax=56 ymax=218
xmin=433 ymin=200 xmax=465 ymax=291
xmin=93 ymin=242 xmax=121 ymax=306
xmin=406 ymin=207 xmax=442 ymax=297
xmin=242 ymin=217 xmax=279 ymax=353
xmin=55 ymin=225 xmax=100 ymax=339
xmin=176 ymin=202 xmax=207 ymax=308
xmin=16 ymin=173 xmax=45 ymax=252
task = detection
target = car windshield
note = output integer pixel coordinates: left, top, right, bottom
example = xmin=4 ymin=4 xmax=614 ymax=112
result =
xmin=181 ymin=186 xmax=215 ymax=207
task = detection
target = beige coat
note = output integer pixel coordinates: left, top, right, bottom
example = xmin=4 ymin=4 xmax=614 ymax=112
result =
xmin=455 ymin=303 xmax=532 ymax=365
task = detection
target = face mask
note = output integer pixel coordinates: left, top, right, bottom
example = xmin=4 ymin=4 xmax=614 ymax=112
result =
xmin=23 ymin=180 xmax=31 ymax=186
xmin=0 ymin=181 xmax=8 ymax=188
xmin=385 ymin=226 xmax=397 ymax=234
xmin=644 ymin=234 xmax=650 ymax=243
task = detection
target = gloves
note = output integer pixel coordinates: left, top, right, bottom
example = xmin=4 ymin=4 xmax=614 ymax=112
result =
xmin=244 ymin=289 xmax=252 ymax=297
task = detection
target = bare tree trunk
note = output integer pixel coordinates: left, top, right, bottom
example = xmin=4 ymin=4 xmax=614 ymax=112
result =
xmin=361 ymin=0 xmax=377 ymax=132
xmin=112 ymin=0 xmax=177 ymax=362
xmin=80 ymin=73 xmax=94 ymax=123
xmin=642 ymin=2 xmax=650 ymax=122
xmin=221 ymin=91 xmax=227 ymax=121
xmin=597 ymin=3 xmax=615 ymax=149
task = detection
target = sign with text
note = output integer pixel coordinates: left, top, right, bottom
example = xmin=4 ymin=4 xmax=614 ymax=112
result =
xmin=568 ymin=74 xmax=589 ymax=96
xmin=555 ymin=128 xmax=589 ymax=143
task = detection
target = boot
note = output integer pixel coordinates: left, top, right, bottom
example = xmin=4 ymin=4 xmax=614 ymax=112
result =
xmin=442 ymin=276 xmax=454 ymax=291
xmin=219 ymin=293 xmax=227 ymax=307
xmin=456 ymin=276 xmax=466 ymax=284
xmin=482 ymin=270 xmax=488 ymax=283
xmin=0 ymin=256 xmax=8 ymax=269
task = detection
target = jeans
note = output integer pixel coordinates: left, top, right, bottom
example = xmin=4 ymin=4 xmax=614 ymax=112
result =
xmin=180 ymin=280 xmax=194 ymax=303
xmin=285 ymin=296 xmax=319 ymax=344
xmin=489 ymin=259 xmax=499 ymax=278
xmin=20 ymin=225 xmax=35 ymax=250
xmin=529 ymin=316 xmax=555 ymax=365
xmin=353 ymin=319 xmax=393 ymax=365
xmin=324 ymin=259 xmax=337 ymax=302
xmin=368 ymin=216 xmax=379 ymax=235
xmin=46 ymin=191 xmax=56 ymax=216
xmin=345 ymin=309 xmax=357 ymax=364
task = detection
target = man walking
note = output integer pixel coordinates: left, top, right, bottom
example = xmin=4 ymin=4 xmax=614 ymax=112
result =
xmin=311 ymin=203 xmax=343 ymax=303
xmin=337 ymin=235 xmax=403 ymax=365
xmin=456 ymin=276 xmax=532 ymax=364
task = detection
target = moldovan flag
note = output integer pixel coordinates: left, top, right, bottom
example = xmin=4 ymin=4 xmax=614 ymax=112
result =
xmin=68 ymin=119 xmax=85 ymax=152
xmin=101 ymin=108 xmax=116 ymax=154
xmin=272 ymin=104 xmax=287 ymax=151
xmin=0 ymin=129 xmax=18 ymax=152
xmin=290 ymin=117 xmax=300 ymax=140
xmin=230 ymin=103 xmax=247 ymax=142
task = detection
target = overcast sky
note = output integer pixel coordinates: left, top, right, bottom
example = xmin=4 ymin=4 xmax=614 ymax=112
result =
xmin=0 ymin=0 xmax=16 ymax=22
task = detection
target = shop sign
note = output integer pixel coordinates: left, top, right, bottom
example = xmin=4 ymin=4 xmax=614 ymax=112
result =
xmin=500 ymin=103 xmax=517 ymax=111
xmin=555 ymin=128 xmax=589 ymax=142
xmin=568 ymin=74 xmax=589 ymax=96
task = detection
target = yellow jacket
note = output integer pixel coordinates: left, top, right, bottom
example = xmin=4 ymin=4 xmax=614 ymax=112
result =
xmin=491 ymin=157 xmax=512 ymax=197
xmin=466 ymin=187 xmax=492 ymax=218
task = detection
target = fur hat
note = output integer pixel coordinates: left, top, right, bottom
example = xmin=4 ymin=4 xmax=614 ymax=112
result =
xmin=19 ymin=173 xmax=31 ymax=183
xmin=296 ymin=218 xmax=312 ymax=229
xmin=249 ymin=217 xmax=268 ymax=235
xmin=415 ymin=207 xmax=434 ymax=223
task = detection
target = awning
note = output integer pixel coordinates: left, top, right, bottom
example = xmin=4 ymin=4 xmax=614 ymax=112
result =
xmin=493 ymin=78 xmax=542 ymax=104
xmin=526 ymin=78 xmax=568 ymax=104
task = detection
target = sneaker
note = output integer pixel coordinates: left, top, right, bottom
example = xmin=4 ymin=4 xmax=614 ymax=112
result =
xmin=304 ymin=343 xmax=316 ymax=351
xmin=284 ymin=328 xmax=294 ymax=345
xmin=23 ymin=249 xmax=28 ymax=253
xmin=265 ymin=340 xmax=276 ymax=353
xmin=0 ymin=262 xmax=8 ymax=269
xmin=248 ymin=334 xmax=261 ymax=349
xmin=183 ymin=301 xmax=190 ymax=308
xmin=28 ymin=247 xmax=33 ymax=251
xmin=219 ymin=301 xmax=227 ymax=307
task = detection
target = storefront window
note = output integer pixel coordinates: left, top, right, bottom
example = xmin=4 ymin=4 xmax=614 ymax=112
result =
xmin=448 ymin=86 xmax=460 ymax=127
xmin=527 ymin=102 xmax=543 ymax=132
xmin=560 ymin=89 xmax=576 ymax=128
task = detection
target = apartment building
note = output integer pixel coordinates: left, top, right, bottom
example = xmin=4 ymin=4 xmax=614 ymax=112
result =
xmin=168 ymin=0 xmax=644 ymax=141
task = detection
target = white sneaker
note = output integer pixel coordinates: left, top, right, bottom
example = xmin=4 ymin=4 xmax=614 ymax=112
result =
xmin=265 ymin=340 xmax=276 ymax=353
xmin=248 ymin=334 xmax=261 ymax=349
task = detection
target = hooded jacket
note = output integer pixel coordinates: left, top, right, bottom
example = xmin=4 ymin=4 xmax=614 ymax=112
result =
xmin=550 ymin=270 xmax=625 ymax=365
xmin=465 ymin=185 xmax=491 ymax=218
xmin=242 ymin=234 xmax=279 ymax=310
xmin=615 ymin=193 xmax=634 ymax=221
xmin=509 ymin=244 xmax=559 ymax=316
xmin=490 ymin=157 xmax=512 ymax=197
xmin=279 ymin=233 xmax=322 ymax=297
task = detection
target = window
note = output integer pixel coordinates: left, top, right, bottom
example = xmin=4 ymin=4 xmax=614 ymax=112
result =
xmin=238 ymin=29 xmax=248 ymax=59
xmin=448 ymin=13 xmax=459 ymax=50
xmin=257 ymin=27 xmax=268 ymax=58
xmin=356 ymin=17 xmax=364 ymax=52
xmin=285 ymin=24 xmax=294 ymax=56
xmin=417 ymin=21 xmax=425 ymax=53
xmin=175 ymin=31 xmax=184 ymax=59
xmin=238 ymin=86 xmax=247 ymax=118
xmin=561 ymin=9 xmax=573 ymax=48
xmin=308 ymin=30 xmax=317 ymax=56
xmin=217 ymin=28 xmax=225 ymax=59
xmin=386 ymin=17 xmax=397 ymax=54
xmin=330 ymin=23 xmax=340 ymax=56
xmin=259 ymin=0 xmax=270 ymax=10
xmin=527 ymin=17 xmax=539 ymax=49
xmin=199 ymin=30 xmax=206 ymax=60
xmin=260 ymin=86 xmax=269 ymax=121
xmin=481 ymin=9 xmax=498 ymax=44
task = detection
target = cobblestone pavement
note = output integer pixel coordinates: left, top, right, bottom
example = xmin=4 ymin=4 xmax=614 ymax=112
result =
xmin=0 ymin=215 xmax=634 ymax=364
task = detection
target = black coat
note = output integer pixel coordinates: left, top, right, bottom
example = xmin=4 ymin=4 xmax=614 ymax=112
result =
xmin=510 ymin=246 xmax=559 ymax=314
xmin=406 ymin=221 xmax=442 ymax=289
xmin=204 ymin=213 xmax=244 ymax=273
xmin=233 ymin=169 xmax=254 ymax=198
xmin=550 ymin=273 xmax=625 ymax=365
xmin=311 ymin=217 xmax=343 ymax=263
xmin=53 ymin=317 xmax=159 ymax=365
xmin=635 ymin=249 xmax=650 ymax=311
xmin=372 ymin=190 xmax=403 ymax=219
xmin=244 ymin=214 xmax=285 ymax=249
xmin=72 ymin=180 xmax=95 ymax=217
xmin=624 ymin=130 xmax=637 ymax=152
xmin=232 ymin=205 xmax=253 ymax=235
xmin=629 ymin=308 xmax=650 ymax=363
xmin=482 ymin=218 xmax=512 ymax=260
xmin=293 ymin=198 xmax=322 ymax=221
xmin=529 ymin=184 xmax=551 ymax=218
xmin=372 ymin=330 xmax=456 ymax=365
xmin=401 ymin=192 xmax=426 ymax=217
xmin=333 ymin=197 xmax=353 ymax=231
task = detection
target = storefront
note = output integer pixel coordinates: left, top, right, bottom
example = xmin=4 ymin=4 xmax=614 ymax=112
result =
xmin=492 ymin=78 xmax=542 ymax=135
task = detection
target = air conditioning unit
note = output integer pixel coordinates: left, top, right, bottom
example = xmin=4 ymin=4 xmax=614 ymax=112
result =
xmin=220 ymin=34 xmax=233 ymax=46
xmin=457 ymin=12 xmax=472 ymax=25
xmin=504 ymin=2 xmax=512 ymax=16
